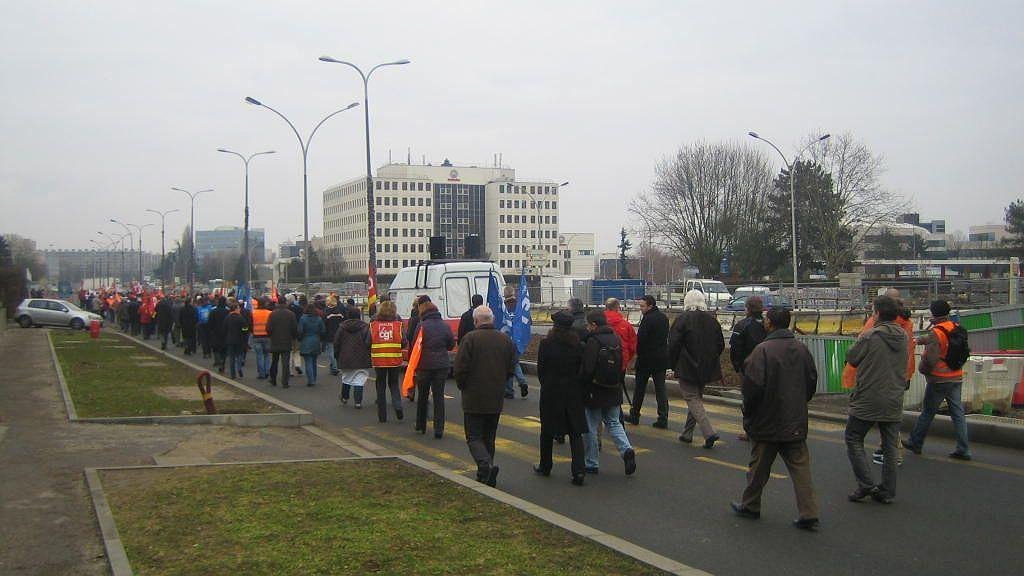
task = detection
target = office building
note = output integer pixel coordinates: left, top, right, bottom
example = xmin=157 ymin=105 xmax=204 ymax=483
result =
xmin=195 ymin=226 xmax=266 ymax=263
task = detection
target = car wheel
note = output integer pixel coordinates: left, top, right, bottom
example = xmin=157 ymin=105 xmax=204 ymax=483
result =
xmin=17 ymin=315 xmax=33 ymax=328
xmin=70 ymin=318 xmax=85 ymax=331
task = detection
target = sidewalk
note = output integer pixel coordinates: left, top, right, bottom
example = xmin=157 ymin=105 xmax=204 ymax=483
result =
xmin=0 ymin=329 xmax=357 ymax=575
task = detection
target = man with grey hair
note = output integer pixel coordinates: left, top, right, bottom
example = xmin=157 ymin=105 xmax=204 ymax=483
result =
xmin=669 ymin=289 xmax=724 ymax=448
xmin=454 ymin=305 xmax=517 ymax=487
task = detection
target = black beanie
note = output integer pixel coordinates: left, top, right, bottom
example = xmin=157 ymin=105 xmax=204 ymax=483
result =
xmin=930 ymin=300 xmax=951 ymax=317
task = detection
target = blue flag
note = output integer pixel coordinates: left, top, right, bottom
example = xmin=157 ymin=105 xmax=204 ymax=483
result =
xmin=236 ymin=282 xmax=251 ymax=311
xmin=486 ymin=270 xmax=507 ymax=332
xmin=511 ymin=268 xmax=532 ymax=355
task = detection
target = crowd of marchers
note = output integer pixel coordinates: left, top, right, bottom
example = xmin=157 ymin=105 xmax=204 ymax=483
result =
xmin=87 ymin=286 xmax=972 ymax=531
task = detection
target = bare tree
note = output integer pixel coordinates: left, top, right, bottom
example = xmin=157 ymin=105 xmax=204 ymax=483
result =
xmin=802 ymin=131 xmax=908 ymax=276
xmin=945 ymin=230 xmax=965 ymax=258
xmin=629 ymin=142 xmax=774 ymax=277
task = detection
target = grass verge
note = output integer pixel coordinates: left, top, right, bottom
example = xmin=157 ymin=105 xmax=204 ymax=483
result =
xmin=101 ymin=459 xmax=670 ymax=576
xmin=50 ymin=330 xmax=278 ymax=418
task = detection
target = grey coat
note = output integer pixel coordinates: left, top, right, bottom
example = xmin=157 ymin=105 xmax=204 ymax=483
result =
xmin=846 ymin=321 xmax=909 ymax=422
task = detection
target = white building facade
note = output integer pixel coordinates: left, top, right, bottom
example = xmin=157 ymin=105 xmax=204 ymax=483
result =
xmin=558 ymin=232 xmax=597 ymax=278
xmin=322 ymin=162 xmax=564 ymax=277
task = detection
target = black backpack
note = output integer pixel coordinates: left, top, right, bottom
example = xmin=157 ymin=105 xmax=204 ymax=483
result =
xmin=935 ymin=323 xmax=970 ymax=370
xmin=593 ymin=340 xmax=623 ymax=389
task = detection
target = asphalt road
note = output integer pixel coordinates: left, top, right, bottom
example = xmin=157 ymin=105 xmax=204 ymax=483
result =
xmin=154 ymin=340 xmax=1023 ymax=576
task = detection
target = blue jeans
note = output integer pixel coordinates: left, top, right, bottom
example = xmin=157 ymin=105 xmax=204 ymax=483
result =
xmin=583 ymin=405 xmax=632 ymax=469
xmin=252 ymin=337 xmax=271 ymax=378
xmin=302 ymin=353 xmax=319 ymax=385
xmin=226 ymin=344 xmax=244 ymax=378
xmin=504 ymin=357 xmax=527 ymax=395
xmin=325 ymin=341 xmax=338 ymax=373
xmin=909 ymin=381 xmax=970 ymax=455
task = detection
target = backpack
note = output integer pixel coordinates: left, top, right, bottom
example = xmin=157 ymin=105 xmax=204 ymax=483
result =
xmin=935 ymin=323 xmax=970 ymax=370
xmin=593 ymin=339 xmax=623 ymax=389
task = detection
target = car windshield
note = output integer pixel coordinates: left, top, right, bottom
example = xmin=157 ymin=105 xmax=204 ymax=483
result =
xmin=705 ymin=282 xmax=729 ymax=294
xmin=63 ymin=301 xmax=82 ymax=311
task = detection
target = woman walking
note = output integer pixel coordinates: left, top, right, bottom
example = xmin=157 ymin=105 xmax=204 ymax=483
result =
xmin=335 ymin=307 xmax=372 ymax=408
xmin=535 ymin=310 xmax=588 ymax=486
xmin=370 ymin=301 xmax=407 ymax=421
xmin=297 ymin=304 xmax=326 ymax=386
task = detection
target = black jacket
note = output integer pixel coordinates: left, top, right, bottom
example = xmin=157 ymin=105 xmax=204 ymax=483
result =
xmin=741 ymin=329 xmax=817 ymax=442
xmin=579 ymin=326 xmax=623 ymax=408
xmin=266 ymin=307 xmax=299 ymax=353
xmin=538 ymin=328 xmax=588 ymax=436
xmin=207 ymin=305 xmax=230 ymax=350
xmin=414 ymin=309 xmax=455 ymax=370
xmin=324 ymin=304 xmax=345 ymax=342
xmin=155 ymin=299 xmax=175 ymax=332
xmin=669 ymin=310 xmax=724 ymax=386
xmin=635 ymin=306 xmax=669 ymax=371
xmin=729 ymin=315 xmax=767 ymax=374
xmin=334 ymin=318 xmax=371 ymax=369
xmin=454 ymin=324 xmax=517 ymax=414
xmin=178 ymin=303 xmax=197 ymax=335
xmin=457 ymin=305 xmax=478 ymax=342
xmin=224 ymin=312 xmax=249 ymax=348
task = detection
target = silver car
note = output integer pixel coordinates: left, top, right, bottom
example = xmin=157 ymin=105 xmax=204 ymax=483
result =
xmin=15 ymin=298 xmax=105 ymax=330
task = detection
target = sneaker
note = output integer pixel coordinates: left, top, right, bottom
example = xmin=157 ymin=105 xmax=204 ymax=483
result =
xmin=901 ymin=439 xmax=922 ymax=454
xmin=872 ymin=453 xmax=885 ymax=466
xmin=584 ymin=467 xmax=599 ymax=475
xmin=520 ymin=383 xmax=529 ymax=398
xmin=571 ymin=474 xmax=585 ymax=486
xmin=730 ymin=502 xmax=760 ymax=519
xmin=340 ymin=397 xmax=348 ymax=405
xmin=355 ymin=403 xmax=362 ymax=409
xmin=871 ymin=491 xmax=894 ymax=504
xmin=623 ymin=448 xmax=637 ymax=476
xmin=948 ymin=451 xmax=972 ymax=461
xmin=703 ymin=434 xmax=720 ymax=449
xmin=792 ymin=517 xmax=820 ymax=531
xmin=678 ymin=433 xmax=693 ymax=444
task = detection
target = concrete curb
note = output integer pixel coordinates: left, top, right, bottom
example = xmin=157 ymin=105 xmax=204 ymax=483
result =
xmin=48 ymin=329 xmax=312 ymax=427
xmin=85 ymin=455 xmax=711 ymax=576
xmin=521 ymin=360 xmax=1024 ymax=450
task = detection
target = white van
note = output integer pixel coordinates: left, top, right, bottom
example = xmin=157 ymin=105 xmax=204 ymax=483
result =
xmin=388 ymin=261 xmax=506 ymax=337
xmin=683 ymin=279 xmax=732 ymax=308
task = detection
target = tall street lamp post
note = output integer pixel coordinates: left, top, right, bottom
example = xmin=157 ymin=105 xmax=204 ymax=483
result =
xmin=145 ymin=208 xmax=180 ymax=290
xmin=217 ymin=148 xmax=275 ymax=291
xmin=111 ymin=219 xmax=153 ymax=285
xmin=319 ymin=56 xmax=410 ymax=306
xmin=172 ymin=187 xmax=213 ymax=292
xmin=98 ymin=231 xmax=127 ymax=286
xmin=747 ymin=132 xmax=830 ymax=306
xmin=245 ymin=97 xmax=358 ymax=293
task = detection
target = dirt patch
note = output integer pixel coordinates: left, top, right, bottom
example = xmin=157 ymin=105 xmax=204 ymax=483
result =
xmin=154 ymin=385 xmax=243 ymax=401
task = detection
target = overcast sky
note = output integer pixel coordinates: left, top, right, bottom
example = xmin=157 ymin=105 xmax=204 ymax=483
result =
xmin=1 ymin=1 xmax=1021 ymax=257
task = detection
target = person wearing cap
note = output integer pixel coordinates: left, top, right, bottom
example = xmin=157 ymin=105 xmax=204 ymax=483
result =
xmin=904 ymin=300 xmax=972 ymax=460
xmin=628 ymin=295 xmax=670 ymax=428
xmin=535 ymin=309 xmax=588 ymax=485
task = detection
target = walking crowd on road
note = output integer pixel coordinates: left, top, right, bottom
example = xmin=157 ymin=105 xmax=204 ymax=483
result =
xmin=85 ymin=285 xmax=974 ymax=530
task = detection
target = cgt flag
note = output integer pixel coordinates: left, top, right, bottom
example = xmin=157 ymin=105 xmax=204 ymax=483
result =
xmin=367 ymin=263 xmax=379 ymax=311
xmin=511 ymin=268 xmax=531 ymax=355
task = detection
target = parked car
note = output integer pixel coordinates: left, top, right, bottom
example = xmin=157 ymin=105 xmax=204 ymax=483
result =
xmin=15 ymin=298 xmax=104 ymax=330
xmin=683 ymin=279 xmax=732 ymax=308
xmin=724 ymin=294 xmax=793 ymax=312
xmin=732 ymin=285 xmax=771 ymax=300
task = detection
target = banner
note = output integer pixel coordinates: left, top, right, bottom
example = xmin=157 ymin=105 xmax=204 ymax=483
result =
xmin=367 ymin=263 xmax=379 ymax=312
xmin=401 ymin=330 xmax=423 ymax=398
xmin=511 ymin=268 xmax=532 ymax=355
xmin=486 ymin=271 xmax=507 ymax=333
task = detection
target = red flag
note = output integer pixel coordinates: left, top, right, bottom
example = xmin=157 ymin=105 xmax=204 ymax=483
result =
xmin=367 ymin=263 xmax=378 ymax=312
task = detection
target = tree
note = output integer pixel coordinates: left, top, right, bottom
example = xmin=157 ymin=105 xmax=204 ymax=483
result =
xmin=0 ymin=235 xmax=11 ymax=267
xmin=617 ymin=228 xmax=632 ymax=279
xmin=629 ymin=142 xmax=775 ymax=277
xmin=1004 ymin=199 xmax=1024 ymax=255
xmin=768 ymin=160 xmax=840 ymax=276
xmin=945 ymin=230 xmax=966 ymax=259
xmin=802 ymin=131 xmax=908 ymax=276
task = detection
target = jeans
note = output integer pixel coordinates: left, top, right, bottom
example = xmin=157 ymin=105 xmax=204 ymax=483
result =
xmin=633 ymin=365 xmax=668 ymax=423
xmin=464 ymin=413 xmax=501 ymax=480
xmin=325 ymin=341 xmax=338 ymax=373
xmin=583 ymin=405 xmax=632 ymax=469
xmin=159 ymin=329 xmax=170 ymax=349
xmin=302 ymin=353 xmax=319 ymax=385
xmin=909 ymin=381 xmax=970 ymax=456
xmin=269 ymin=351 xmax=290 ymax=386
xmin=504 ymin=358 xmax=527 ymax=395
xmin=375 ymin=367 xmax=403 ymax=422
xmin=252 ymin=337 xmax=271 ymax=378
xmin=226 ymin=344 xmax=244 ymax=378
xmin=198 ymin=324 xmax=210 ymax=357
xmin=846 ymin=415 xmax=900 ymax=498
xmin=213 ymin=349 xmax=226 ymax=372
xmin=415 ymin=368 xmax=448 ymax=435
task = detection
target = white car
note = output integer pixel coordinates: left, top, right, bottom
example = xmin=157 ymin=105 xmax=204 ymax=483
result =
xmin=15 ymin=298 xmax=104 ymax=330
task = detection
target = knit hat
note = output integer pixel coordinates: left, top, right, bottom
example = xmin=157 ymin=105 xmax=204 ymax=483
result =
xmin=929 ymin=300 xmax=951 ymax=317
xmin=551 ymin=310 xmax=574 ymax=328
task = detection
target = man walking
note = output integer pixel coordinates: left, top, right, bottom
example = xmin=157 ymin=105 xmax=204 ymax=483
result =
xmin=454 ymin=305 xmax=517 ymax=487
xmin=732 ymin=308 xmax=820 ymax=530
xmin=224 ymin=302 xmax=249 ymax=379
xmin=580 ymin=310 xmax=637 ymax=476
xmin=669 ymin=290 xmax=724 ymax=448
xmin=457 ymin=294 xmax=483 ymax=342
xmin=207 ymin=296 xmax=229 ymax=373
xmin=843 ymin=295 xmax=909 ymax=504
xmin=904 ymin=300 xmax=972 ymax=460
xmin=627 ymin=295 xmax=670 ymax=428
xmin=729 ymin=295 xmax=767 ymax=441
xmin=155 ymin=295 xmax=174 ymax=350
xmin=250 ymin=298 xmax=272 ymax=379
xmin=266 ymin=297 xmax=298 ymax=388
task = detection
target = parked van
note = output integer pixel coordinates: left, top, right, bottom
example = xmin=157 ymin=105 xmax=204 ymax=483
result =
xmin=388 ymin=261 xmax=506 ymax=339
xmin=683 ymin=279 xmax=732 ymax=308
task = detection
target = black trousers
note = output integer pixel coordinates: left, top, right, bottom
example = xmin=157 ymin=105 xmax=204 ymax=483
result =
xmin=374 ymin=367 xmax=402 ymax=422
xmin=415 ymin=368 xmax=448 ymax=435
xmin=633 ymin=365 xmax=669 ymax=422
xmin=269 ymin=351 xmax=290 ymax=386
xmin=464 ymin=412 xmax=501 ymax=480
xmin=539 ymin=431 xmax=584 ymax=478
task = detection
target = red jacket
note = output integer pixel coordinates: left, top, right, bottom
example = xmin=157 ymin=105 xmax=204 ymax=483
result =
xmin=605 ymin=309 xmax=637 ymax=370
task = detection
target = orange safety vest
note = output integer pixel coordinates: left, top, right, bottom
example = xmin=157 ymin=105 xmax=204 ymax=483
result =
xmin=251 ymin=308 xmax=271 ymax=337
xmin=370 ymin=320 xmax=404 ymax=367
xmin=930 ymin=320 xmax=964 ymax=379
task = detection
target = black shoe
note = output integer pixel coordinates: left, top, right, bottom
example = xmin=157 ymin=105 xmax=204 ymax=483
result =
xmin=949 ymin=451 xmax=972 ymax=461
xmin=434 ymin=431 xmax=443 ymax=439
xmin=901 ymin=439 xmax=922 ymax=455
xmin=238 ymin=371 xmax=243 ymax=378
xmin=520 ymin=384 xmax=529 ymax=398
xmin=504 ymin=391 xmax=515 ymax=399
xmin=415 ymin=427 xmax=426 ymax=435
xmin=555 ymin=435 xmax=566 ymax=445
xmin=533 ymin=465 xmax=551 ymax=477
xmin=678 ymin=433 xmax=693 ymax=443
xmin=295 ymin=367 xmax=302 ymax=374
xmin=793 ymin=517 xmax=820 ymax=531
xmin=625 ymin=411 xmax=640 ymax=425
xmin=330 ymin=370 xmax=339 ymax=376
xmin=341 ymin=397 xmax=348 ymax=405
xmin=282 ymin=383 xmax=290 ymax=388
xmin=848 ymin=486 xmax=878 ymax=502
xmin=486 ymin=466 xmax=500 ymax=487
xmin=623 ymin=448 xmax=636 ymax=476
xmin=731 ymin=502 xmax=760 ymax=519
xmin=704 ymin=434 xmax=720 ymax=449
xmin=571 ymin=474 xmax=585 ymax=486
xmin=652 ymin=420 xmax=668 ymax=429
xmin=307 ymin=383 xmax=315 ymax=387
xmin=584 ymin=467 xmax=599 ymax=475
xmin=871 ymin=491 xmax=894 ymax=504
xmin=396 ymin=409 xmax=404 ymax=421
xmin=269 ymin=380 xmax=277 ymax=386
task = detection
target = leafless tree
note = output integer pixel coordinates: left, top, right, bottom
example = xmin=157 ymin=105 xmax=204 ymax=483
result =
xmin=945 ymin=230 xmax=965 ymax=258
xmin=629 ymin=142 xmax=774 ymax=277
xmin=802 ymin=131 xmax=909 ymax=276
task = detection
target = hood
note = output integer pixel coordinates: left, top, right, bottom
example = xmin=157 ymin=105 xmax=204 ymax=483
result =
xmin=421 ymin=309 xmax=442 ymax=321
xmin=342 ymin=318 xmax=367 ymax=332
xmin=605 ymin=310 xmax=627 ymax=326
xmin=870 ymin=321 xmax=906 ymax=352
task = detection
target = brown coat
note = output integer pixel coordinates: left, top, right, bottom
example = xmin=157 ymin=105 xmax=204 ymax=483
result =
xmin=741 ymin=329 xmax=817 ymax=442
xmin=453 ymin=324 xmax=516 ymax=414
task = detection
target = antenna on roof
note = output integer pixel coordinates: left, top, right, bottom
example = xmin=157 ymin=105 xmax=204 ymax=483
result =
xmin=388 ymin=149 xmax=392 ymax=164
xmin=407 ymin=147 xmax=411 ymax=165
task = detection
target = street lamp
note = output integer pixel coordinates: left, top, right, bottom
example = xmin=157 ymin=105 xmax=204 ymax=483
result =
xmin=111 ymin=219 xmax=154 ymax=285
xmin=172 ymin=187 xmax=213 ymax=292
xmin=145 ymin=208 xmax=180 ymax=290
xmin=217 ymin=148 xmax=275 ymax=291
xmin=98 ymin=231 xmax=128 ymax=286
xmin=319 ymin=56 xmax=410 ymax=305
xmin=747 ymin=132 xmax=830 ymax=305
xmin=245 ymin=96 xmax=359 ymax=293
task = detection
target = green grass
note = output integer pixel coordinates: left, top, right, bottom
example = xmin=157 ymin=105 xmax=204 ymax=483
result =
xmin=50 ymin=330 xmax=278 ymax=418
xmin=101 ymin=460 xmax=669 ymax=576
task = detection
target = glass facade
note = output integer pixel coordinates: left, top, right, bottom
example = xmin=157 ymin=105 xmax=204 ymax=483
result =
xmin=432 ymin=183 xmax=484 ymax=258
